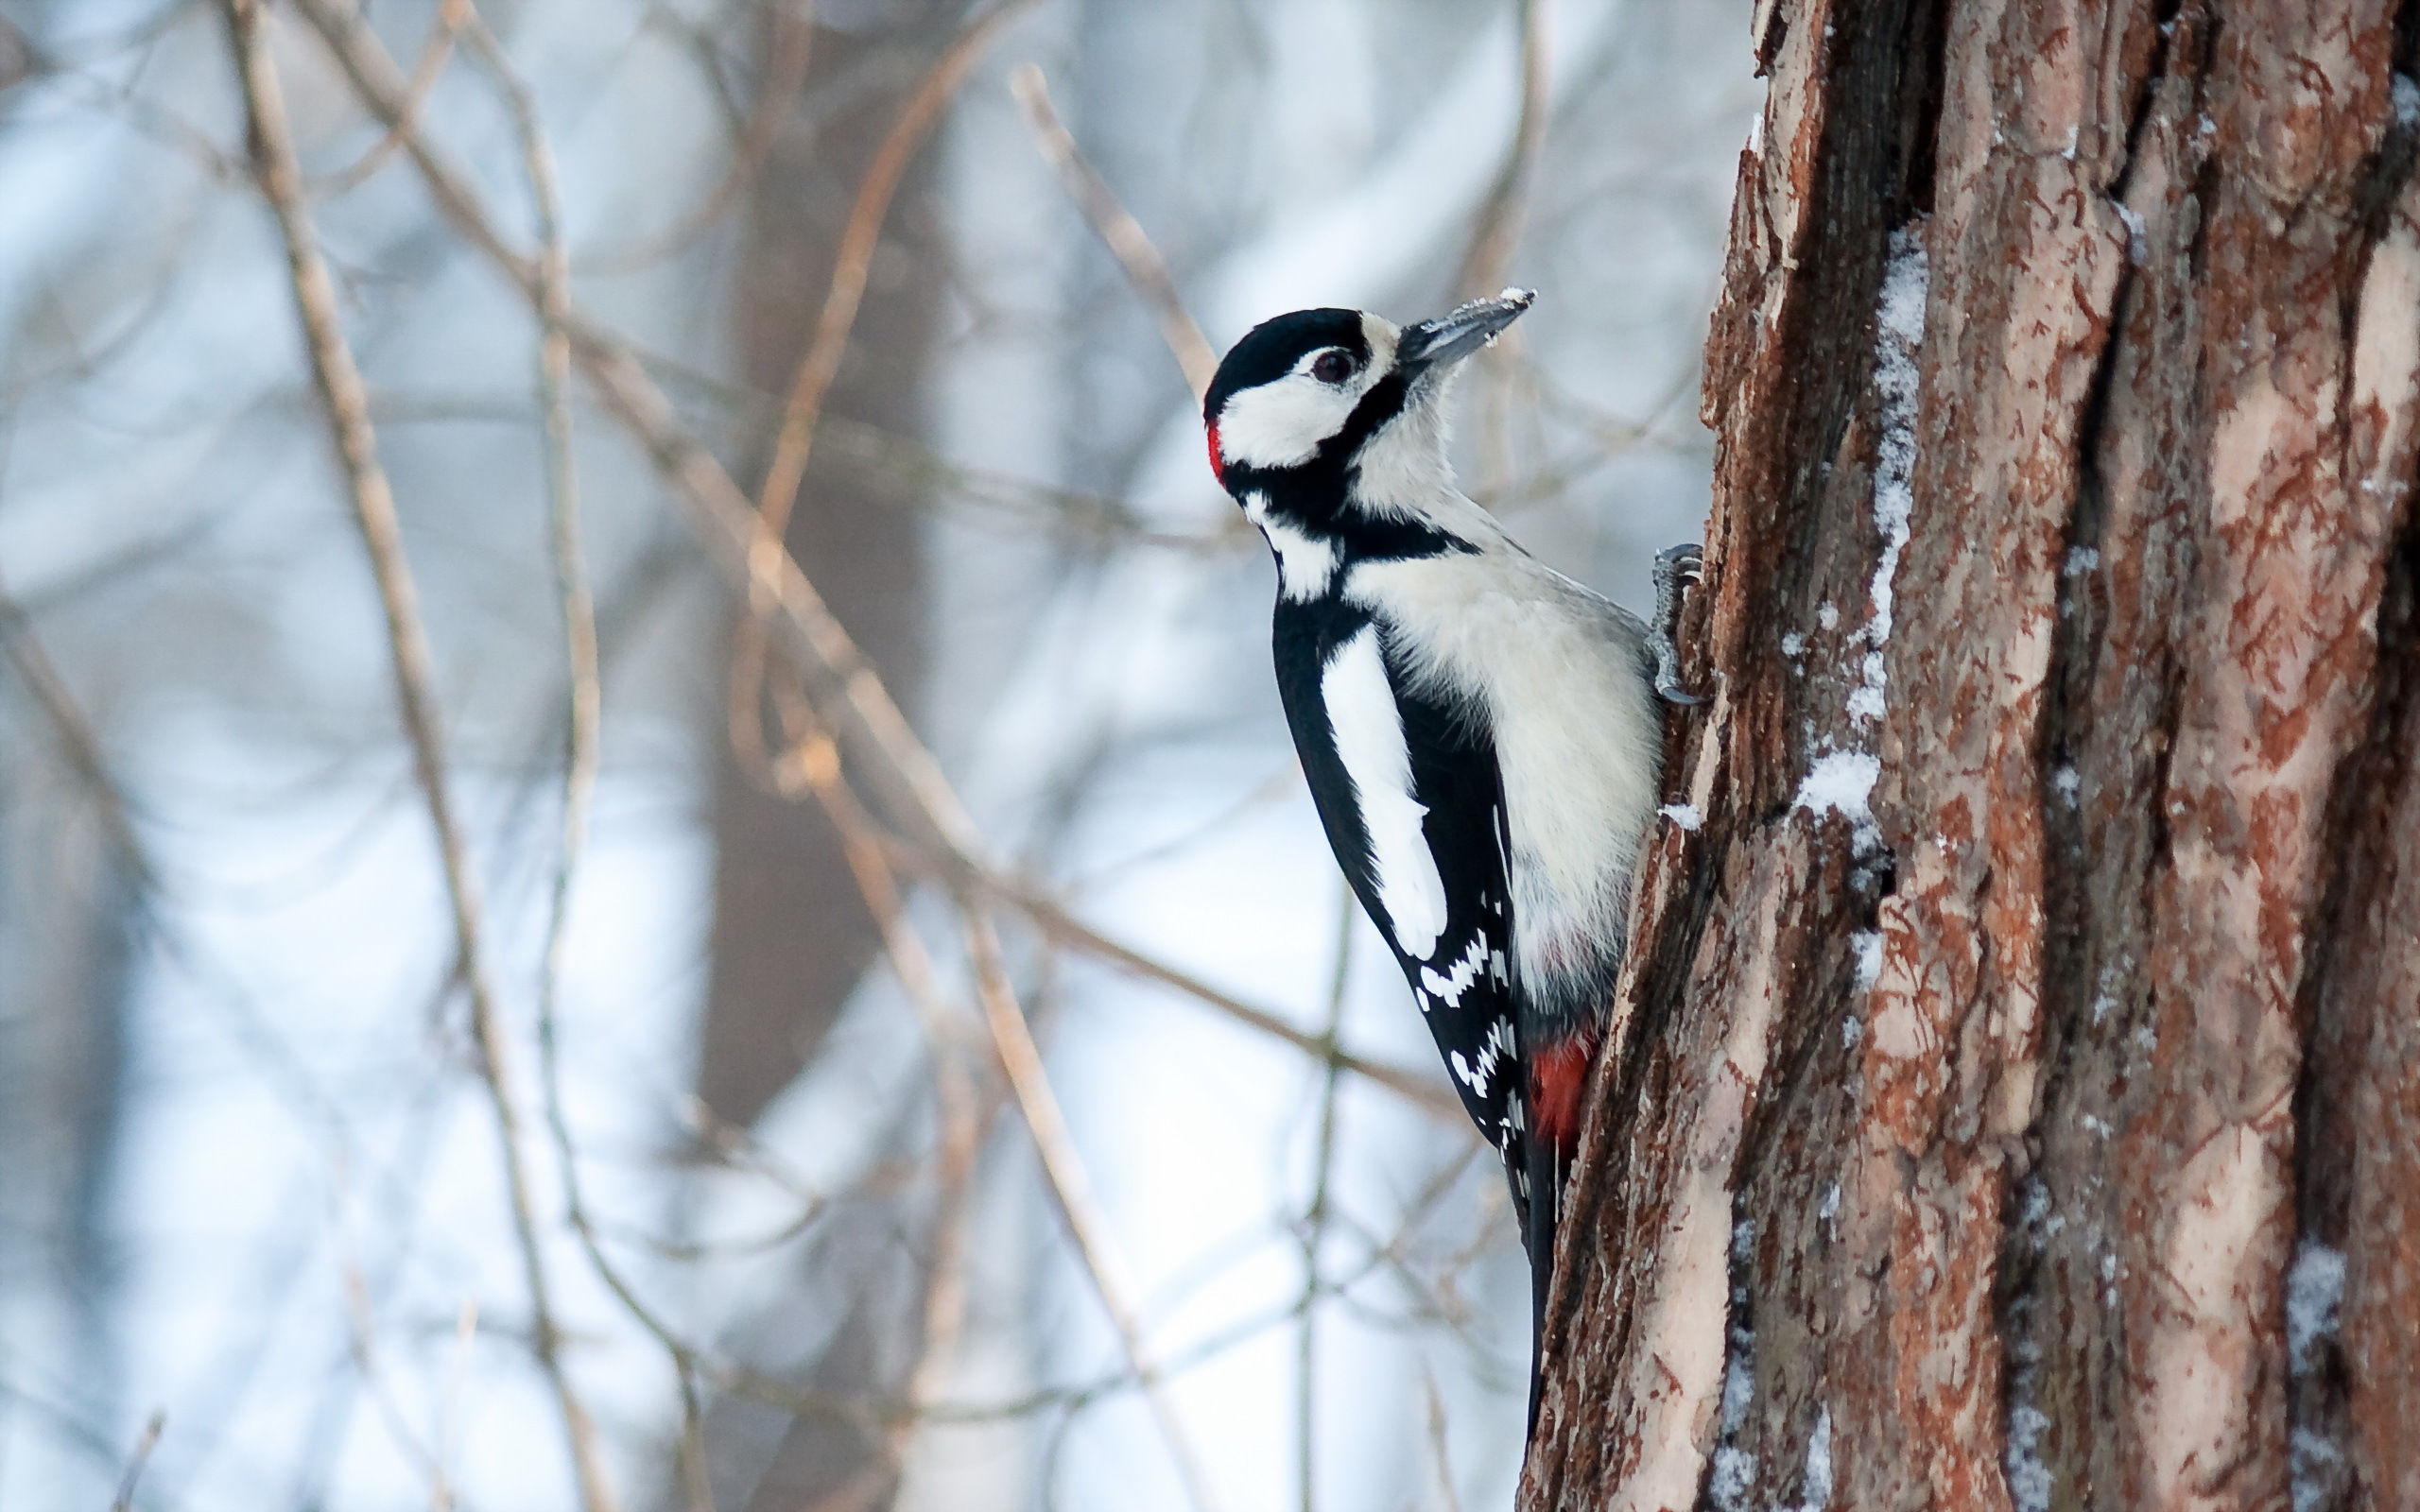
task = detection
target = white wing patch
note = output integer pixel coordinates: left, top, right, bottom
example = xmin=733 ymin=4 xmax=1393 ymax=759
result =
xmin=1322 ymin=626 xmax=1446 ymax=961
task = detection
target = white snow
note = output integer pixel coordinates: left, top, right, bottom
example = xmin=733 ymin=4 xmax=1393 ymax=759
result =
xmin=1788 ymin=1408 xmax=1834 ymax=1512
xmin=1794 ymin=750 xmax=1882 ymax=853
xmin=2287 ymin=1242 xmax=2346 ymax=1375
xmin=1854 ymin=228 xmax=1927 ymax=730
xmin=2293 ymin=1430 xmax=2344 ymax=1512
xmin=2053 ymin=765 xmax=2082 ymax=806
xmin=1852 ymin=929 xmax=1883 ymax=990
xmin=1782 ymin=630 xmax=1805 ymax=657
xmin=2395 ymin=74 xmax=2420 ymax=128
xmin=1661 ymin=802 xmax=1703 ymax=832
xmin=2006 ymin=1403 xmax=2052 ymax=1512
xmin=2114 ymin=201 xmax=2147 ymax=264
xmin=2065 ymin=545 xmax=2101 ymax=576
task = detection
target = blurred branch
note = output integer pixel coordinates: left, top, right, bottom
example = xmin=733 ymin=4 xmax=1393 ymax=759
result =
xmin=1010 ymin=63 xmax=1218 ymax=403
xmin=579 ymin=0 xmax=816 ymax=274
xmin=962 ymin=909 xmax=1224 ymax=1512
xmin=897 ymin=844 xmax=1464 ymax=1123
xmin=106 ymin=1410 xmax=164 ymax=1512
xmin=1455 ymin=0 xmax=1551 ymax=301
xmin=220 ymin=7 xmax=617 ymax=1511
xmin=769 ymin=730 xmax=982 ymax=1512
xmin=458 ymin=14 xmax=722 ymax=1505
xmin=286 ymin=0 xmax=1459 ymax=1125
xmin=1296 ymin=882 xmax=1354 ymax=1512
xmin=0 ymin=579 xmax=156 ymax=891
xmin=752 ymin=0 xmax=1041 ymax=541
xmin=310 ymin=0 xmax=467 ymax=196
xmin=733 ymin=0 xmax=1037 ymax=782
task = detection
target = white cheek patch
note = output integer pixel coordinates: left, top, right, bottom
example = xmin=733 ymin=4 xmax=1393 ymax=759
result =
xmin=1216 ymin=373 xmax=1354 ymax=470
xmin=1241 ymin=491 xmax=1336 ymax=601
xmin=1322 ymin=626 xmax=1445 ymax=961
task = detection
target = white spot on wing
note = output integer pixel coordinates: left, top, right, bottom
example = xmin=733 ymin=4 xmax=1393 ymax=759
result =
xmin=1323 ymin=627 xmax=1446 ymax=959
xmin=1420 ymin=934 xmax=1489 ymax=1006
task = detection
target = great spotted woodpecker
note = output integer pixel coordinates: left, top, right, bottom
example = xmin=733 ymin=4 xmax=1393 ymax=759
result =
xmin=1203 ymin=289 xmax=1700 ymax=1422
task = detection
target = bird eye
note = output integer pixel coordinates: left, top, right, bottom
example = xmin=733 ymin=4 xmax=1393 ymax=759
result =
xmin=1311 ymin=350 xmax=1356 ymax=384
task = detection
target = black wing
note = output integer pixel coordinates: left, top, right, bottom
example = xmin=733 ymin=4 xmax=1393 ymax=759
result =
xmin=1272 ymin=599 xmax=1528 ymax=1202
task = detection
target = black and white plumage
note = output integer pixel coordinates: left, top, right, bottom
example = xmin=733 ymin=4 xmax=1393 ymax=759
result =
xmin=1203 ymin=292 xmax=1699 ymax=1423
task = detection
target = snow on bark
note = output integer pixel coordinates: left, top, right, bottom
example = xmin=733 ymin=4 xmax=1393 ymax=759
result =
xmin=1532 ymin=6 xmax=2420 ymax=1511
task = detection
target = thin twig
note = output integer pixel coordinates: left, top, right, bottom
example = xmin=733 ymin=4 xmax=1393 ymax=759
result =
xmin=733 ymin=0 xmax=1040 ymax=778
xmin=576 ymin=0 xmax=817 ymax=274
xmin=1455 ymin=0 xmax=1552 ymax=301
xmin=221 ymin=6 xmax=616 ymax=1509
xmin=285 ymin=0 xmax=1457 ymax=1119
xmin=107 ymin=1410 xmax=165 ymax=1512
xmin=310 ymin=0 xmax=467 ymax=196
xmin=770 ymin=730 xmax=985 ymax=1512
xmin=894 ymin=842 xmax=1463 ymax=1124
xmin=753 ymin=0 xmax=1041 ymax=541
xmin=1010 ymin=63 xmax=1217 ymax=402
xmin=1296 ymin=881 xmax=1356 ymax=1512
xmin=0 ymin=576 xmax=156 ymax=891
xmin=455 ymin=14 xmax=713 ymax=1505
xmin=961 ymin=909 xmax=1224 ymax=1512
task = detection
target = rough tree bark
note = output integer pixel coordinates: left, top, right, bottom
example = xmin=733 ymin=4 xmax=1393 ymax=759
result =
xmin=1526 ymin=4 xmax=2420 ymax=1510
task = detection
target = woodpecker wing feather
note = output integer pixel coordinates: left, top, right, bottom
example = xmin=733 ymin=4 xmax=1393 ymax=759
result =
xmin=1275 ymin=600 xmax=1528 ymax=1215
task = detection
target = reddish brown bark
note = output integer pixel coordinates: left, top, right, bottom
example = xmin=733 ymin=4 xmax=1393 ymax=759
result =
xmin=1523 ymin=4 xmax=2420 ymax=1510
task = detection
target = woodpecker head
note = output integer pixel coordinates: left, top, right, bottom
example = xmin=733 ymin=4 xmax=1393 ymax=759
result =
xmin=1202 ymin=290 xmax=1534 ymax=535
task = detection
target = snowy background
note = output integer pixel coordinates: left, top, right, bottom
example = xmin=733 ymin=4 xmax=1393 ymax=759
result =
xmin=0 ymin=1 xmax=1754 ymax=1507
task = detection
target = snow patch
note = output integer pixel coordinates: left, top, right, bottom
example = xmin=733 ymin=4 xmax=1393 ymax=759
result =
xmin=2287 ymin=1242 xmax=2345 ymax=1375
xmin=1660 ymin=802 xmax=1703 ymax=832
xmin=2114 ymin=201 xmax=2147 ymax=264
xmin=1787 ymin=1409 xmax=1833 ymax=1512
xmin=2395 ymin=74 xmax=2420 ymax=128
xmin=2006 ymin=1403 xmax=2052 ymax=1512
xmin=2053 ymin=765 xmax=2081 ymax=806
xmin=2065 ymin=545 xmax=2101 ymax=576
xmin=1782 ymin=630 xmax=1805 ymax=657
xmin=1794 ymin=750 xmax=1882 ymax=853
xmin=1851 ymin=929 xmax=1883 ymax=990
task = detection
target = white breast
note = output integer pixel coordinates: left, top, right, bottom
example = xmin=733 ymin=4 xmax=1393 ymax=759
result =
xmin=1344 ymin=548 xmax=1661 ymax=1004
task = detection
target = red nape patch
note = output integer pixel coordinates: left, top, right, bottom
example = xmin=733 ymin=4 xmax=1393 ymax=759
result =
xmin=1530 ymin=1025 xmax=1604 ymax=1155
xmin=1205 ymin=420 xmax=1225 ymax=486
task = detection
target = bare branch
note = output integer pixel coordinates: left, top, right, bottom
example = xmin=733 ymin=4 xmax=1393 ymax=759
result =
xmin=309 ymin=0 xmax=467 ymax=197
xmin=962 ymin=908 xmax=1225 ymax=1512
xmin=219 ymin=6 xmax=615 ymax=1508
xmin=1010 ymin=62 xmax=1218 ymax=403
xmin=285 ymin=0 xmax=1460 ymax=1123
xmin=107 ymin=1410 xmax=165 ymax=1512
xmin=1454 ymin=0 xmax=1551 ymax=301
xmin=577 ymin=0 xmax=818 ymax=275
xmin=0 ymin=577 xmax=155 ymax=891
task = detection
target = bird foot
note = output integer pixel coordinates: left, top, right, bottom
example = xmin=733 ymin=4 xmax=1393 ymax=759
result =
xmin=1651 ymin=543 xmax=1705 ymax=706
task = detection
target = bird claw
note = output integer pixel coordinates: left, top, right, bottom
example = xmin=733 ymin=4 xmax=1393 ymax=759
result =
xmin=1651 ymin=543 xmax=1705 ymax=706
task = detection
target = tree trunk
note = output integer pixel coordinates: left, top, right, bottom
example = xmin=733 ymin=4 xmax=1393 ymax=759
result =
xmin=1525 ymin=4 xmax=2420 ymax=1510
xmin=700 ymin=10 xmax=947 ymax=1133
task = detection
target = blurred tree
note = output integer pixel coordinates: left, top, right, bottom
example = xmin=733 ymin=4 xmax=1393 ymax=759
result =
xmin=1526 ymin=4 xmax=2420 ymax=1510
xmin=701 ymin=2 xmax=952 ymax=1135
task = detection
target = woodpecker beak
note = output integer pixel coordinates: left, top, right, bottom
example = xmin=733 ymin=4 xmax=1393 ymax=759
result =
xmin=1396 ymin=288 xmax=1535 ymax=377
